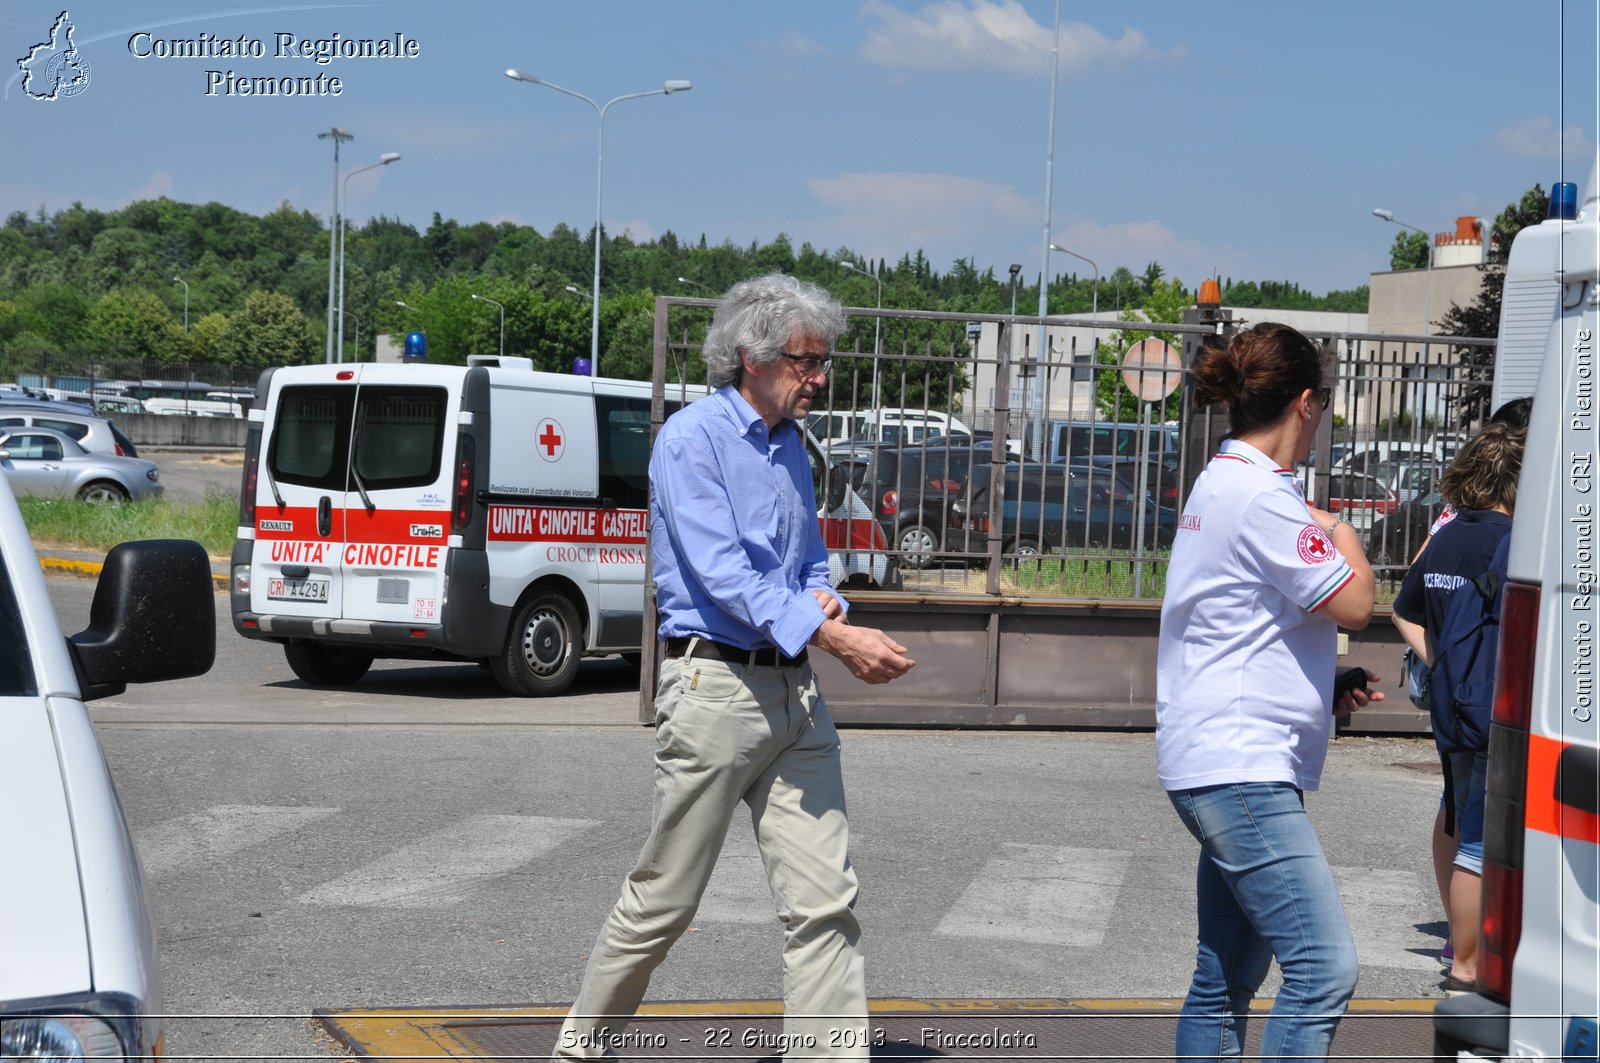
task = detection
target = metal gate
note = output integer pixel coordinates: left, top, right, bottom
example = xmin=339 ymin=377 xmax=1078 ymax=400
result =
xmin=645 ymin=295 xmax=1498 ymax=730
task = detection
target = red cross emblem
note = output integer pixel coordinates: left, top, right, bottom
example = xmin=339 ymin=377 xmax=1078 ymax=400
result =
xmin=536 ymin=418 xmax=564 ymax=463
xmin=1297 ymin=524 xmax=1333 ymax=564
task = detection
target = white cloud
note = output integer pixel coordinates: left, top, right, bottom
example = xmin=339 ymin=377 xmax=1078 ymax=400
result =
xmin=615 ymin=218 xmax=657 ymax=243
xmin=762 ymin=31 xmax=832 ymax=60
xmin=858 ymin=0 xmax=1182 ymax=75
xmin=806 ymin=171 xmax=1034 ymax=258
xmin=1490 ymin=115 xmax=1595 ymax=161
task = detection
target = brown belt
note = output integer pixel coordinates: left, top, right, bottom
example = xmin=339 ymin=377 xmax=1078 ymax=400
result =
xmin=666 ymin=637 xmax=808 ymax=668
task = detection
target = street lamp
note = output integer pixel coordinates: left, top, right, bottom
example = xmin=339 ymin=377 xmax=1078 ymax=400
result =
xmin=172 ymin=275 xmax=189 ymax=332
xmin=564 ymin=285 xmax=592 ymax=301
xmin=338 ymin=152 xmax=400 ymax=363
xmin=506 ymin=69 xmax=693 ymax=377
xmin=1372 ymin=208 xmax=1434 ymax=336
xmin=1047 ymin=243 xmax=1099 ymax=320
xmin=340 ymin=310 xmax=362 ymax=360
xmin=318 ymin=127 xmax=353 ymax=363
xmin=394 ymin=300 xmax=422 ymax=330
xmin=677 ymin=276 xmax=714 ymax=294
xmin=472 ymin=293 xmax=506 ymax=356
xmin=839 ymin=260 xmax=884 ymax=410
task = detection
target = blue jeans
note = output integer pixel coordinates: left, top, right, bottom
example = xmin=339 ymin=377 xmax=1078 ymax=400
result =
xmin=1168 ymin=783 xmax=1359 ymax=1062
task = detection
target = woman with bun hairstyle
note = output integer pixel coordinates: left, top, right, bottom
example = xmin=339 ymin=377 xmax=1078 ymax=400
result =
xmin=1157 ymin=321 xmax=1382 ymax=1061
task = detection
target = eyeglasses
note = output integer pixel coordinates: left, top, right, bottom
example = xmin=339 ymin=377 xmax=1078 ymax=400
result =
xmin=780 ymin=352 xmax=833 ymax=377
xmin=1316 ymin=387 xmax=1331 ymax=411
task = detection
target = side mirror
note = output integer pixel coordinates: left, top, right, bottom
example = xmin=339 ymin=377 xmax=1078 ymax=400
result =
xmin=69 ymin=539 xmax=216 ymax=700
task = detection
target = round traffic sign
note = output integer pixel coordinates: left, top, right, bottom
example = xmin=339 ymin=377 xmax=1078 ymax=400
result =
xmin=1120 ymin=338 xmax=1182 ymax=402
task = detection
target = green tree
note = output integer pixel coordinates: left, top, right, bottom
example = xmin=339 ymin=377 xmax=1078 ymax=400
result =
xmin=85 ymin=289 xmax=181 ymax=360
xmin=224 ymin=290 xmax=315 ymax=368
xmin=1388 ymin=230 xmax=1430 ymax=271
xmin=1438 ymin=184 xmax=1549 ymax=425
xmin=1094 ymin=277 xmax=1188 ymax=422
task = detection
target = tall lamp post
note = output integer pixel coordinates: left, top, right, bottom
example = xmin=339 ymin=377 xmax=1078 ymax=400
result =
xmin=506 ymin=69 xmax=693 ymax=377
xmin=319 ymin=127 xmax=353 ymax=363
xmin=1047 ymin=243 xmax=1098 ymax=320
xmin=172 ymin=275 xmax=189 ymax=332
xmin=472 ymin=293 xmax=506 ymax=356
xmin=338 ymin=152 xmax=400 ymax=363
xmin=1030 ymin=0 xmax=1062 ymax=461
xmin=839 ymin=260 xmax=883 ymax=410
xmin=340 ymin=310 xmax=362 ymax=361
xmin=1372 ymin=208 xmax=1434 ymax=336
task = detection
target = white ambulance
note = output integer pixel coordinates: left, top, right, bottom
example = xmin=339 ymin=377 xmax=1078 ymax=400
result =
xmin=230 ymin=357 xmax=895 ymax=697
xmin=1433 ymin=167 xmax=1600 ymax=1058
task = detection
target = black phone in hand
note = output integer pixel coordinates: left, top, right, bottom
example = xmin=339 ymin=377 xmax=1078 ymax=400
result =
xmin=1333 ymin=666 xmax=1369 ymax=700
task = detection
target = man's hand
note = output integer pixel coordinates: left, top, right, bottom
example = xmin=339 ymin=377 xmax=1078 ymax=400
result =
xmin=812 ymin=617 xmax=914 ymax=685
xmin=812 ymin=589 xmax=846 ymax=621
xmin=1334 ymin=669 xmax=1384 ymax=720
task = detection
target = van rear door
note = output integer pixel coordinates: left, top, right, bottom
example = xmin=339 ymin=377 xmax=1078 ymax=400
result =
xmin=337 ymin=364 xmax=457 ymax=629
xmin=253 ymin=376 xmax=355 ymax=619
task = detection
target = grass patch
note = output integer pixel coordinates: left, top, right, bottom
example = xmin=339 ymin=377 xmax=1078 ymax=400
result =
xmin=19 ymin=495 xmax=238 ymax=558
xmin=1000 ymin=553 xmax=1169 ymax=598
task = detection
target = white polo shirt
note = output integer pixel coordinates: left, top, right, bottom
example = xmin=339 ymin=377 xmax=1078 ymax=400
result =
xmin=1156 ymin=439 xmax=1355 ymax=792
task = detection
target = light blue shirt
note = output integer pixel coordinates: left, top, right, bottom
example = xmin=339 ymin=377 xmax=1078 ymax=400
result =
xmin=651 ymin=386 xmax=842 ymax=657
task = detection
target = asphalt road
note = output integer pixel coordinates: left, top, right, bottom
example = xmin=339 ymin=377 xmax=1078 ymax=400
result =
xmin=146 ymin=446 xmax=244 ymax=505
xmin=41 ymin=573 xmax=1457 ymax=1063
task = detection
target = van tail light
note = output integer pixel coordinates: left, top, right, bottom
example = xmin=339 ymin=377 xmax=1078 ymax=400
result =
xmin=1477 ymin=580 xmax=1539 ymax=1004
xmin=452 ymin=434 xmax=476 ymax=532
xmin=240 ymin=425 xmax=261 ymax=528
xmin=881 ymin=489 xmax=898 ymax=515
xmin=930 ymin=478 xmax=961 ymax=493
xmin=114 ymin=442 xmax=128 ymax=457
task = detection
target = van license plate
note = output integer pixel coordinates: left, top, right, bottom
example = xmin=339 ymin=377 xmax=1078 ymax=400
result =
xmin=268 ymin=577 xmax=329 ymax=602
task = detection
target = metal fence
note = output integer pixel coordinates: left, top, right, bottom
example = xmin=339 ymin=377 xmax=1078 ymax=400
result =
xmin=646 ymin=296 xmax=1496 ymax=729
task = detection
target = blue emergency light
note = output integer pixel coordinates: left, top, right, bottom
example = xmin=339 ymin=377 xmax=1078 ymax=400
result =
xmin=403 ymin=331 xmax=427 ymax=362
xmin=1550 ymin=181 xmax=1579 ymax=221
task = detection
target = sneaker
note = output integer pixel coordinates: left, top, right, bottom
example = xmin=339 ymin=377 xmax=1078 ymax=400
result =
xmin=1438 ymin=943 xmax=1455 ymax=971
xmin=1442 ymin=973 xmax=1476 ymax=996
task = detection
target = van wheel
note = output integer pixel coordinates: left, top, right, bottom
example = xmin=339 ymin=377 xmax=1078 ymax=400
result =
xmin=284 ymin=641 xmax=374 ymax=686
xmin=493 ymin=590 xmax=582 ymax=697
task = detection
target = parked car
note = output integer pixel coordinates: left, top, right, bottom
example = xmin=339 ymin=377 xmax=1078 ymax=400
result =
xmin=834 ymin=442 xmax=1013 ymax=569
xmin=948 ymin=461 xmax=1177 ymax=556
xmin=1067 ymin=454 xmax=1182 ymax=508
xmin=0 ymin=470 xmax=215 ymax=1061
xmin=1321 ymin=470 xmax=1400 ymax=534
xmin=1366 ymin=489 xmax=1450 ymax=566
xmin=0 ymin=398 xmax=140 ymax=458
xmin=0 ymin=427 xmax=163 ymax=503
xmin=805 ymin=437 xmax=902 ymax=591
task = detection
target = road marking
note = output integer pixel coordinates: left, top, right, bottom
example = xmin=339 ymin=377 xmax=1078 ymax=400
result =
xmin=138 ymin=804 xmax=339 ymax=878
xmin=935 ymin=843 xmax=1132 ymax=946
xmin=1332 ymin=866 xmax=1442 ymax=971
xmin=296 ymin=814 xmax=597 ymax=909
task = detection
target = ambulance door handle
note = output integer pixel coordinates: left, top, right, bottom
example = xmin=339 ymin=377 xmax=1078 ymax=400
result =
xmin=318 ymin=495 xmax=332 ymax=538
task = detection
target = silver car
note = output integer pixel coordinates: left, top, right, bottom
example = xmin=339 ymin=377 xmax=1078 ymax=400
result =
xmin=0 ymin=399 xmax=141 ymax=458
xmin=0 ymin=427 xmax=163 ymax=503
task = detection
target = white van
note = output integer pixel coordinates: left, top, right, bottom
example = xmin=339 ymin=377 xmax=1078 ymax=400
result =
xmin=854 ymin=407 xmax=972 ymax=446
xmin=231 ymin=358 xmax=894 ymax=697
xmin=1433 ymin=168 xmax=1599 ymax=1058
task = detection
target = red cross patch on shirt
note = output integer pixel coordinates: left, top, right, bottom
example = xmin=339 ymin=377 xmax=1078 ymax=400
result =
xmin=1297 ymin=524 xmax=1335 ymax=564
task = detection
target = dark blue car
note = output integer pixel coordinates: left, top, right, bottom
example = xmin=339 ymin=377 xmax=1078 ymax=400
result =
xmin=947 ymin=462 xmax=1177 ymax=556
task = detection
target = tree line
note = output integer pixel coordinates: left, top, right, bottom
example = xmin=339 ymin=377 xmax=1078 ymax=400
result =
xmin=1 ymin=195 xmax=1379 ymax=388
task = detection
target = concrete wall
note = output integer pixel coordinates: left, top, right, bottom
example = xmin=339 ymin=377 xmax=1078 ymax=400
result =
xmin=118 ymin=413 xmax=248 ymax=447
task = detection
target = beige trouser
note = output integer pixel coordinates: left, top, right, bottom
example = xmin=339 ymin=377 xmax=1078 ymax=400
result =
xmin=552 ymin=648 xmax=867 ymax=1060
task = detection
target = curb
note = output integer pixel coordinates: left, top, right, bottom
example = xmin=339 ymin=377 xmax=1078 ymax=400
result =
xmin=40 ymin=554 xmax=231 ymax=591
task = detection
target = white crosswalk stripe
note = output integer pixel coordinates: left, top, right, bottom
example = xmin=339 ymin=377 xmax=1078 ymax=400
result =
xmin=296 ymin=814 xmax=597 ymax=909
xmin=138 ymin=804 xmax=339 ymax=879
xmin=1332 ymin=866 xmax=1442 ymax=971
xmin=934 ymin=843 xmax=1132 ymax=946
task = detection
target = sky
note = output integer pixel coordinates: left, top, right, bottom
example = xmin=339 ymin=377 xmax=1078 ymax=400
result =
xmin=2 ymin=0 xmax=1597 ymax=300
